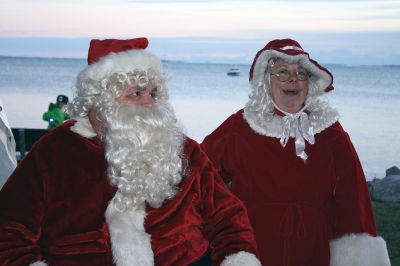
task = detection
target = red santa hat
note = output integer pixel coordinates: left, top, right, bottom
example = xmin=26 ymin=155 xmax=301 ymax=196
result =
xmin=87 ymin=38 xmax=149 ymax=65
xmin=249 ymin=38 xmax=334 ymax=95
xmin=77 ymin=37 xmax=163 ymax=83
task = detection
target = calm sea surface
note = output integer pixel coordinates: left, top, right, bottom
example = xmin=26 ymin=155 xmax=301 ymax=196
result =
xmin=1 ymin=56 xmax=399 ymax=179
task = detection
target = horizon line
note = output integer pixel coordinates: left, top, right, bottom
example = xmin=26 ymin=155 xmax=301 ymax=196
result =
xmin=1 ymin=54 xmax=399 ymax=68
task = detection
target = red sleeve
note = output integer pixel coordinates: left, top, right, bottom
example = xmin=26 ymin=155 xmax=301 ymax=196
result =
xmin=188 ymin=141 xmax=259 ymax=264
xmin=330 ymin=124 xmax=377 ymax=239
xmin=0 ymin=148 xmax=46 ymax=265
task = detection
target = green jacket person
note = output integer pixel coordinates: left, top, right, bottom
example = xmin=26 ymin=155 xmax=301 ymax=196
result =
xmin=42 ymin=94 xmax=69 ymax=130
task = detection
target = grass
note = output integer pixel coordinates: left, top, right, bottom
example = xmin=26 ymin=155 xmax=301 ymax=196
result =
xmin=373 ymin=201 xmax=400 ymax=266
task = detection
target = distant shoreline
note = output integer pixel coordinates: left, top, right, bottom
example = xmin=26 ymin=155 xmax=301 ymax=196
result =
xmin=1 ymin=55 xmax=400 ymax=68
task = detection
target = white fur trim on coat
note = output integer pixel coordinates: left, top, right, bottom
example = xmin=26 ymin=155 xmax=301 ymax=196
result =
xmin=244 ymin=100 xmax=339 ymax=139
xmin=220 ymin=251 xmax=262 ymax=266
xmin=105 ymin=198 xmax=154 ymax=266
xmin=29 ymin=262 xmax=48 ymax=266
xmin=70 ymin=116 xmax=97 ymax=138
xmin=330 ymin=233 xmax=391 ymax=266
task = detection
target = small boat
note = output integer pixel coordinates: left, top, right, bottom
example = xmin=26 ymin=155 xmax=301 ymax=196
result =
xmin=227 ymin=67 xmax=240 ymax=76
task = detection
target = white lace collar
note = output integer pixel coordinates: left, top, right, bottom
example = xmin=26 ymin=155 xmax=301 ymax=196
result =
xmin=243 ymin=99 xmax=339 ymax=160
xmin=244 ymin=99 xmax=339 ymax=138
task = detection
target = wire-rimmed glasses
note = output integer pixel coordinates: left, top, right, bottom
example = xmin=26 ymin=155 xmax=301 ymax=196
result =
xmin=271 ymin=69 xmax=310 ymax=82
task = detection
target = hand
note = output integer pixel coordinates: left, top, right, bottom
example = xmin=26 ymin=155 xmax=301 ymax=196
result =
xmin=48 ymin=118 xmax=56 ymax=126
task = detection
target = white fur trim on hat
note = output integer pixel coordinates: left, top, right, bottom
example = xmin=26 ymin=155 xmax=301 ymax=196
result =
xmin=220 ymin=251 xmax=262 ymax=266
xmin=250 ymin=50 xmax=332 ymax=97
xmin=77 ymin=49 xmax=163 ymax=83
xmin=105 ymin=197 xmax=154 ymax=266
xmin=29 ymin=261 xmax=48 ymax=266
xmin=330 ymin=233 xmax=391 ymax=266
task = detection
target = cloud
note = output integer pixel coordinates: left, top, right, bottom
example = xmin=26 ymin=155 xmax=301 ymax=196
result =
xmin=1 ymin=0 xmax=400 ymax=38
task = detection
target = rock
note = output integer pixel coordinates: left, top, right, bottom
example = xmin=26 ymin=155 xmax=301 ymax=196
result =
xmin=386 ymin=165 xmax=400 ymax=176
xmin=369 ymin=174 xmax=400 ymax=202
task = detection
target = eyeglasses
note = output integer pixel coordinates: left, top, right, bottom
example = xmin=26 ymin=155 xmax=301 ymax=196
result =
xmin=270 ymin=69 xmax=310 ymax=82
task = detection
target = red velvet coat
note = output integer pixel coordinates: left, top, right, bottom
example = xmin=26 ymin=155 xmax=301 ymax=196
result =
xmin=201 ymin=109 xmax=378 ymax=266
xmin=0 ymin=120 xmax=258 ymax=265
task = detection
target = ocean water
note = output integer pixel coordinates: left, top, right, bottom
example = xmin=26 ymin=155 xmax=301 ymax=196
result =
xmin=1 ymin=56 xmax=399 ymax=179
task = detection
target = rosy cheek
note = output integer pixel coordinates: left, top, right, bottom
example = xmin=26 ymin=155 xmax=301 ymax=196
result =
xmin=115 ymin=95 xmax=139 ymax=104
xmin=136 ymin=97 xmax=155 ymax=107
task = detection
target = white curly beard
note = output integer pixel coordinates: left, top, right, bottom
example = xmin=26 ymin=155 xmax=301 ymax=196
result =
xmin=99 ymin=101 xmax=184 ymax=211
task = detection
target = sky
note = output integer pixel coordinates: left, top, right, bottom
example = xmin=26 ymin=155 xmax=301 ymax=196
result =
xmin=1 ymin=0 xmax=400 ymax=65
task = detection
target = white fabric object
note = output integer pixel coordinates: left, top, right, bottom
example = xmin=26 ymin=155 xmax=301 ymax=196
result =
xmin=70 ymin=116 xmax=97 ymax=138
xmin=244 ymin=100 xmax=339 ymax=141
xmin=330 ymin=233 xmax=391 ymax=266
xmin=105 ymin=196 xmax=154 ymax=266
xmin=0 ymin=98 xmax=17 ymax=188
xmin=221 ymin=251 xmax=262 ymax=266
xmin=29 ymin=262 xmax=48 ymax=266
xmin=274 ymin=103 xmax=315 ymax=161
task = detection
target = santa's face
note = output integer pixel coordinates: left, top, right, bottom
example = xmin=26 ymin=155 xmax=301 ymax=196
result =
xmin=115 ymin=83 xmax=158 ymax=108
xmin=269 ymin=59 xmax=309 ymax=113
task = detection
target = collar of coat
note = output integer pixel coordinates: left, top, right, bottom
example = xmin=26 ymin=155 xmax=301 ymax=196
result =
xmin=243 ymin=99 xmax=339 ymax=138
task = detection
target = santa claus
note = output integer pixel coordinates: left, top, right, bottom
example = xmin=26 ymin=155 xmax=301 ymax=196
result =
xmin=0 ymin=38 xmax=261 ymax=266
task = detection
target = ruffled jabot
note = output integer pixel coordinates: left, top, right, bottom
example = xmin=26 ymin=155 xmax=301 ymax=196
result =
xmin=243 ymin=100 xmax=339 ymax=161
